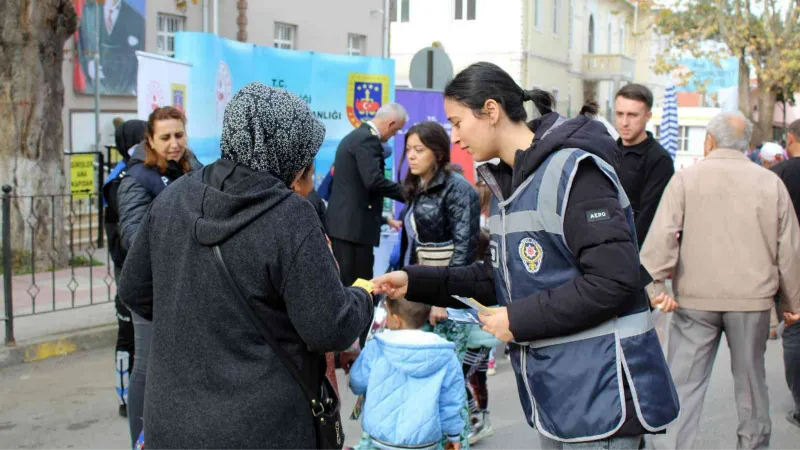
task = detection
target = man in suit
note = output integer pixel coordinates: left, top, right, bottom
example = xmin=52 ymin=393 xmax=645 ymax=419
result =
xmin=78 ymin=0 xmax=144 ymax=96
xmin=326 ymin=103 xmax=407 ymax=286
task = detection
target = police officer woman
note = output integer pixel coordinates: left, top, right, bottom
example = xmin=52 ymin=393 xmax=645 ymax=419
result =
xmin=372 ymin=62 xmax=680 ymax=450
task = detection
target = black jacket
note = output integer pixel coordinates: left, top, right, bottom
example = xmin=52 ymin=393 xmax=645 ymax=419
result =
xmin=771 ymin=157 xmax=800 ymax=222
xmin=104 ymin=120 xmax=146 ymax=271
xmin=77 ymin=1 xmax=143 ymax=95
xmin=615 ymin=132 xmax=675 ymax=247
xmin=306 ymin=189 xmax=327 ymax=233
xmin=117 ymin=146 xmax=202 ymax=251
xmin=403 ymin=113 xmax=649 ymax=437
xmin=119 ymin=159 xmax=374 ymax=449
xmin=399 ymin=170 xmax=480 ymax=267
xmin=325 ymin=123 xmax=403 ymax=246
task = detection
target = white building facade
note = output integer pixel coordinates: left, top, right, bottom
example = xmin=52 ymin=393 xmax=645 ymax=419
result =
xmin=390 ymin=0 xmax=665 ymax=119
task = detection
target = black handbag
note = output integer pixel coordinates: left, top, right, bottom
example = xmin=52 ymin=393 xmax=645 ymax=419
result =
xmin=212 ymin=246 xmax=344 ymax=449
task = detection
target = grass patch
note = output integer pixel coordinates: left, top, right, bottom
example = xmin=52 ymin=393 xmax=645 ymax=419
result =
xmin=0 ymin=248 xmax=104 ymax=275
xmin=69 ymin=255 xmax=104 ymax=268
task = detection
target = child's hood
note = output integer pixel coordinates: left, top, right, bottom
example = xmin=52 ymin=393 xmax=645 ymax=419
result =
xmin=373 ymin=329 xmax=456 ymax=378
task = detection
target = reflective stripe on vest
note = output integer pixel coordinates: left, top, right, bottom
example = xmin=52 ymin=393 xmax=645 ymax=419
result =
xmin=527 ymin=310 xmax=652 ymax=348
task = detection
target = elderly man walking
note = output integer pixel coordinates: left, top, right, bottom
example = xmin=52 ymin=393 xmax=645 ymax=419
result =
xmin=642 ymin=112 xmax=800 ymax=449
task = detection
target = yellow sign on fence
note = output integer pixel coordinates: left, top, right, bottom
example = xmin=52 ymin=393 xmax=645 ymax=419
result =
xmin=70 ymin=153 xmax=95 ymax=199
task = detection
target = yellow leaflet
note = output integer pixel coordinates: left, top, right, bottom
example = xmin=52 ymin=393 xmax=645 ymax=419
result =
xmin=352 ymin=278 xmax=375 ymax=293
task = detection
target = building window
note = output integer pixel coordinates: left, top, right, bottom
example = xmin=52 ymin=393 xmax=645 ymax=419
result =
xmin=654 ymin=125 xmax=690 ymax=152
xmin=274 ymin=22 xmax=297 ymax=50
xmin=455 ymin=0 xmax=476 ymax=20
xmin=391 ymin=0 xmax=410 ymax=22
xmin=678 ymin=126 xmax=689 ymax=151
xmin=347 ymin=34 xmax=366 ymax=56
xmin=607 ymin=22 xmax=612 ymax=53
xmin=588 ymin=15 xmax=595 ymax=53
xmin=533 ymin=0 xmax=542 ymax=28
xmin=553 ymin=0 xmax=560 ymax=34
xmin=619 ymin=24 xmax=626 ymax=54
xmin=156 ymin=13 xmax=186 ymax=57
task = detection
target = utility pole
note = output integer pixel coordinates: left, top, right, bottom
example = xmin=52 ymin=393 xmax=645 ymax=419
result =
xmin=382 ymin=0 xmax=390 ymax=58
xmin=94 ymin=0 xmax=101 ymax=154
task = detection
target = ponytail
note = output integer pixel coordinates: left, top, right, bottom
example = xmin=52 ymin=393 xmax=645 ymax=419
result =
xmin=522 ymin=88 xmax=555 ymax=116
xmin=579 ymin=101 xmax=600 ymax=117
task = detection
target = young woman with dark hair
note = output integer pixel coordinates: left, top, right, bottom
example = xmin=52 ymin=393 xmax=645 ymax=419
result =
xmin=396 ymin=120 xmax=480 ymax=449
xmin=373 ymin=62 xmax=680 ymax=449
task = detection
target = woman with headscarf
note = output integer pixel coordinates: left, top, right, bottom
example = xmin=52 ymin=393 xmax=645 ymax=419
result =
xmin=119 ymin=82 xmax=374 ymax=449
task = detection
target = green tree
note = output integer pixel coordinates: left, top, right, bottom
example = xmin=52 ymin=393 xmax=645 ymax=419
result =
xmin=646 ymin=0 xmax=800 ymax=139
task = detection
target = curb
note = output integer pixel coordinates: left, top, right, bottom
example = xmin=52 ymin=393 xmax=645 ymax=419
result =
xmin=0 ymin=323 xmax=117 ymax=370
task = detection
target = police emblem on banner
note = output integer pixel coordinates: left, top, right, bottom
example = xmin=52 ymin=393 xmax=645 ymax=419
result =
xmin=346 ymin=73 xmax=390 ymax=128
xmin=171 ymin=83 xmax=186 ymax=113
xmin=518 ymin=237 xmax=543 ymax=274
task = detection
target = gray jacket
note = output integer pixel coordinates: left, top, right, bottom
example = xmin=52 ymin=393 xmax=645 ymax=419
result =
xmin=117 ymin=144 xmax=203 ymax=251
xmin=119 ymin=160 xmax=373 ymax=448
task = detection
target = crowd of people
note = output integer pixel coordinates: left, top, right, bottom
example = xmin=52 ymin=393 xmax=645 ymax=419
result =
xmin=101 ymin=60 xmax=800 ymax=450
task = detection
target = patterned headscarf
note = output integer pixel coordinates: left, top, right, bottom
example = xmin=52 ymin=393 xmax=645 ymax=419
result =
xmin=220 ymin=82 xmax=325 ymax=186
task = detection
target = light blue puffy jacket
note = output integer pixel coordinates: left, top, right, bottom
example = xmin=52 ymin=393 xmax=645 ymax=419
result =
xmin=350 ymin=330 xmax=465 ymax=448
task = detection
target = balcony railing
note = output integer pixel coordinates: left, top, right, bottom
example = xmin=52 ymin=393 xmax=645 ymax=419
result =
xmin=582 ymin=54 xmax=636 ymax=81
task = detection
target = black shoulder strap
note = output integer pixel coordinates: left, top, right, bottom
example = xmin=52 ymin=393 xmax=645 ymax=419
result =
xmin=211 ymin=246 xmax=324 ymax=416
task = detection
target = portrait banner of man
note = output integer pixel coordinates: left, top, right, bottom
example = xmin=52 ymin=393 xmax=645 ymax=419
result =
xmin=73 ymin=0 xmax=145 ymax=96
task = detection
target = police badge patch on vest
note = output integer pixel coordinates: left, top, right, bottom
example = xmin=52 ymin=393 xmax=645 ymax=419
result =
xmin=518 ymin=237 xmax=543 ymax=273
xmin=585 ymin=207 xmax=610 ymax=223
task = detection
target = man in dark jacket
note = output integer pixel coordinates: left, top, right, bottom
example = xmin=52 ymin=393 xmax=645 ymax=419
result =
xmin=103 ymin=119 xmax=146 ymax=418
xmin=614 ymin=84 xmax=675 ymax=247
xmin=326 ymin=103 xmax=407 ymax=285
xmin=119 ymin=83 xmax=373 ymax=449
xmin=769 ymin=118 xmax=800 ymax=428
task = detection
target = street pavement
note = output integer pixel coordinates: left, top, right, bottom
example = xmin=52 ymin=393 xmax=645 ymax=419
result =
xmin=1 ymin=336 xmax=798 ymax=449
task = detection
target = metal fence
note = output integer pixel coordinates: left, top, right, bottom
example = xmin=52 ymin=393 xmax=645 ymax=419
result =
xmin=1 ymin=183 xmax=114 ymax=346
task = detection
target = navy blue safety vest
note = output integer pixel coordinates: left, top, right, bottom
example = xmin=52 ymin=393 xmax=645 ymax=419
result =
xmin=479 ymin=147 xmax=680 ymax=442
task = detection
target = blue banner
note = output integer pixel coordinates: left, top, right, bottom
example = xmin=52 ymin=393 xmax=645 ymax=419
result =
xmin=174 ymin=32 xmax=396 ymax=184
xmin=675 ymin=57 xmax=738 ymax=93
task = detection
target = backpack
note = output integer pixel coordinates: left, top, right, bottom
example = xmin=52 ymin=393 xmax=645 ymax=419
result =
xmin=102 ymin=162 xmax=128 ymax=269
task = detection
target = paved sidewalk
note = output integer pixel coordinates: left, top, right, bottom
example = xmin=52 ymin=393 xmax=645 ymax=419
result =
xmin=1 ymin=339 xmax=798 ymax=449
xmin=0 ymin=248 xmax=118 ymax=367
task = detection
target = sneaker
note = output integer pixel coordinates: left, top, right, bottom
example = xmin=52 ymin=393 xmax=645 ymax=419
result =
xmin=118 ymin=404 xmax=127 ymax=418
xmin=487 ymin=359 xmax=496 ymax=376
xmin=787 ymin=410 xmax=800 ymax=428
xmin=468 ymin=411 xmax=494 ymax=445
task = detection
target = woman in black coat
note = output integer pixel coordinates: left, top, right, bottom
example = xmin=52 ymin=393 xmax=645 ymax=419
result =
xmin=119 ymin=82 xmax=373 ymax=449
xmin=398 ymin=121 xmax=480 ymax=448
xmin=116 ymin=106 xmax=202 ymax=446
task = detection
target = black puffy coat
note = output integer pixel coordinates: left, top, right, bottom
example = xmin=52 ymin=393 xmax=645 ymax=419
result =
xmin=117 ymin=145 xmax=203 ymax=251
xmin=400 ymin=170 xmax=480 ymax=267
